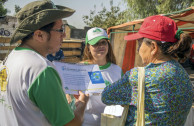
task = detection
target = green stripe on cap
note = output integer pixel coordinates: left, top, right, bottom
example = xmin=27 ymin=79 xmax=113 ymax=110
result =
xmin=88 ymin=36 xmax=109 ymax=45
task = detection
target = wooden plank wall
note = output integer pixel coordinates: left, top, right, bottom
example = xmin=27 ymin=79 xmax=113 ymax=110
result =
xmin=0 ymin=37 xmax=19 ymax=60
xmin=61 ymin=40 xmax=85 ymax=63
xmin=0 ymin=37 xmax=85 ymax=63
xmin=110 ymin=30 xmax=128 ymax=68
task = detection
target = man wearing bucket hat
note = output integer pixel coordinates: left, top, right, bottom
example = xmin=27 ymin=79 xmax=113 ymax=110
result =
xmin=102 ymin=15 xmax=192 ymax=125
xmin=0 ymin=0 xmax=88 ymax=126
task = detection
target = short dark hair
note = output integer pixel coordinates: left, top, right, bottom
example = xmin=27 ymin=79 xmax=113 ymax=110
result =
xmin=21 ymin=22 xmax=55 ymax=43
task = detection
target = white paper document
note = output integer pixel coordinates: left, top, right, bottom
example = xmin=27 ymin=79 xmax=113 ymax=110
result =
xmin=103 ymin=105 xmax=124 ymax=117
xmin=53 ymin=61 xmax=106 ymax=94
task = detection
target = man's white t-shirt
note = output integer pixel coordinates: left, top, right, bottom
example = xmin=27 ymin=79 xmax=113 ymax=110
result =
xmin=0 ymin=47 xmax=74 ymax=126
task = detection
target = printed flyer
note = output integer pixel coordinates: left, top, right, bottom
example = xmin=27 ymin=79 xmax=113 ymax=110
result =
xmin=53 ymin=61 xmax=105 ymax=94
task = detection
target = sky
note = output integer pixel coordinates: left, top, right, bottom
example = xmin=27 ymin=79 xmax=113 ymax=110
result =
xmin=4 ymin=0 xmax=127 ymax=29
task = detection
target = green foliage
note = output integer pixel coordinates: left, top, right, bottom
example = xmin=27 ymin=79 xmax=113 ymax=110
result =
xmin=0 ymin=0 xmax=7 ymax=3
xmin=82 ymin=0 xmax=128 ymax=29
xmin=0 ymin=0 xmax=7 ymax=16
xmin=15 ymin=5 xmax=21 ymax=13
xmin=191 ymin=2 xmax=194 ymax=6
xmin=123 ymin=0 xmax=194 ymax=20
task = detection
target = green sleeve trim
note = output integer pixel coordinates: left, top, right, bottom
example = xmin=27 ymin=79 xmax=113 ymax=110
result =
xmin=15 ymin=47 xmax=34 ymax=51
xmin=83 ymin=61 xmax=111 ymax=70
xmin=15 ymin=47 xmax=39 ymax=54
xmin=28 ymin=67 xmax=74 ymax=126
xmin=99 ymin=62 xmax=111 ymax=70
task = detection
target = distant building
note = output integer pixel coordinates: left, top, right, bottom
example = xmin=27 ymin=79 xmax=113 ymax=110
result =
xmin=63 ymin=20 xmax=71 ymax=40
xmin=0 ymin=16 xmax=17 ymax=37
xmin=70 ymin=26 xmax=92 ymax=39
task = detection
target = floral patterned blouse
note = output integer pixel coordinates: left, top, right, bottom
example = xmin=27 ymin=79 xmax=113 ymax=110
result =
xmin=101 ymin=60 xmax=193 ymax=126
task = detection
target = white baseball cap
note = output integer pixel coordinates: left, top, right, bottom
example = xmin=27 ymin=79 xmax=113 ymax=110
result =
xmin=85 ymin=27 xmax=109 ymax=45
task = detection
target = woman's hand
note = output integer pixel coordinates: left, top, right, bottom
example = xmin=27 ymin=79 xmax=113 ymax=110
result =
xmin=74 ymin=91 xmax=89 ymax=107
xmin=66 ymin=94 xmax=72 ymax=104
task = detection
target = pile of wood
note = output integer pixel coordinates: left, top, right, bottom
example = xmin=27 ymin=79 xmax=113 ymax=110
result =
xmin=61 ymin=39 xmax=85 ymax=63
xmin=0 ymin=37 xmax=85 ymax=63
xmin=0 ymin=37 xmax=19 ymax=60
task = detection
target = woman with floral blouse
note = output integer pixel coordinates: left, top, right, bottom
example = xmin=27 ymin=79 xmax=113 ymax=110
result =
xmin=102 ymin=15 xmax=193 ymax=126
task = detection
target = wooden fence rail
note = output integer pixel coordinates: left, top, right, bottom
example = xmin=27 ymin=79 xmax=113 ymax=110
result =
xmin=0 ymin=37 xmax=85 ymax=63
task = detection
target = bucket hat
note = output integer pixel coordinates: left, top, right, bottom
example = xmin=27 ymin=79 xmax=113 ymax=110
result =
xmin=85 ymin=27 xmax=109 ymax=45
xmin=10 ymin=0 xmax=75 ymax=44
xmin=124 ymin=15 xmax=178 ymax=43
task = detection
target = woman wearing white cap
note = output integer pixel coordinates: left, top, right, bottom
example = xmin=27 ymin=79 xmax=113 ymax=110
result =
xmin=81 ymin=27 xmax=123 ymax=126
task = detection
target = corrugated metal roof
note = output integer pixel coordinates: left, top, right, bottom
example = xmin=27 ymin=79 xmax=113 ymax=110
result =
xmin=107 ymin=6 xmax=194 ymax=38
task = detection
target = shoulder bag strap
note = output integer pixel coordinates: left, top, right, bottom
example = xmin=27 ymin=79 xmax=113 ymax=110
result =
xmin=136 ymin=67 xmax=145 ymax=126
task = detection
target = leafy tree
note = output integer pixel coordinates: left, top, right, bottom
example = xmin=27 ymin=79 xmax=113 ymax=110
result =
xmin=82 ymin=0 xmax=128 ymax=29
xmin=0 ymin=0 xmax=8 ymax=16
xmin=15 ymin=5 xmax=21 ymax=13
xmin=123 ymin=0 xmax=194 ymax=20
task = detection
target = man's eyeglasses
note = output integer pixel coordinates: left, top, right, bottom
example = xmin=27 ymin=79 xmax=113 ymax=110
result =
xmin=51 ymin=28 xmax=65 ymax=34
xmin=51 ymin=25 xmax=65 ymax=34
